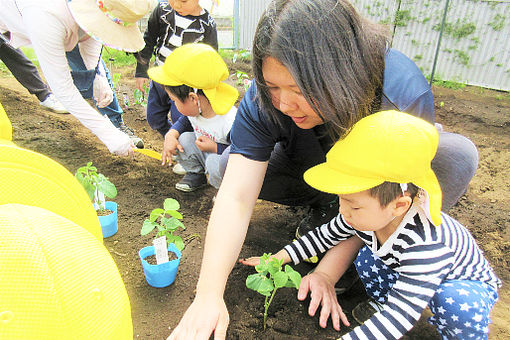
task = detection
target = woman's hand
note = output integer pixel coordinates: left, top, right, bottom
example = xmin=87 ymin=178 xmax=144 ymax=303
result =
xmin=298 ymin=271 xmax=350 ymax=331
xmin=162 ymin=130 xmax=183 ymax=165
xmin=195 ymin=135 xmax=217 ymax=153
xmin=93 ymin=74 xmax=114 ymax=108
xmin=167 ymin=294 xmax=229 ymax=340
xmin=135 ymin=77 xmax=150 ymax=92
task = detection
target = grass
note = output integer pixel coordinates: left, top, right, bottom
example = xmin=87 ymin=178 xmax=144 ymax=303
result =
xmin=431 ymin=78 xmax=466 ymax=90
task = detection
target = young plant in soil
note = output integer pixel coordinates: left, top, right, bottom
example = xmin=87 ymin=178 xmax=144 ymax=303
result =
xmin=75 ymin=162 xmax=117 ymax=214
xmin=140 ymin=198 xmax=186 ymax=251
xmin=246 ymin=253 xmax=302 ymax=330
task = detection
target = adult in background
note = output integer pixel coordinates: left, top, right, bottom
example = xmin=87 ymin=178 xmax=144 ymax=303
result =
xmin=168 ymin=0 xmax=479 ymax=339
xmin=0 ymin=0 xmax=151 ymax=155
xmin=0 ymin=32 xmax=67 ymax=114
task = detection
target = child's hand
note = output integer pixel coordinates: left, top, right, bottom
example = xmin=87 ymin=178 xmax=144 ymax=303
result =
xmin=195 ymin=135 xmax=216 ymax=153
xmin=162 ymin=130 xmax=183 ymax=166
xmin=298 ymin=271 xmax=350 ymax=331
xmin=239 ymin=249 xmax=291 ymax=267
xmin=135 ymin=77 xmax=150 ymax=92
xmin=238 ymin=256 xmax=262 ymax=267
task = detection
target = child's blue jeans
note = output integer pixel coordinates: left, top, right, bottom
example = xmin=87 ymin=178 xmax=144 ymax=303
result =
xmin=354 ymin=246 xmax=498 ymax=339
xmin=146 ymin=80 xmax=183 ymax=137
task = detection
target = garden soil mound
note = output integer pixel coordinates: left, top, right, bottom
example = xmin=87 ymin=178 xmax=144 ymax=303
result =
xmin=1 ymin=66 xmax=509 ymax=339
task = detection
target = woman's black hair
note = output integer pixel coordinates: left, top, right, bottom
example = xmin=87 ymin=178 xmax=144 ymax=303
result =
xmin=252 ymin=0 xmax=389 ymax=139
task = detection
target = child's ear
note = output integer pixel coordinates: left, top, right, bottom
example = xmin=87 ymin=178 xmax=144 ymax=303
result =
xmin=188 ymin=92 xmax=199 ymax=104
xmin=392 ymin=195 xmax=412 ymax=217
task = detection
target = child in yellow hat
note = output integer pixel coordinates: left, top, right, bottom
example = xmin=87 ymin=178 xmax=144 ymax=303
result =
xmin=148 ymin=43 xmax=238 ymax=192
xmin=241 ymin=110 xmax=500 ymax=339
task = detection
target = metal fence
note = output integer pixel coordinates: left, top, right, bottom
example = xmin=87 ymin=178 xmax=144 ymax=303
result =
xmin=233 ymin=0 xmax=510 ymax=91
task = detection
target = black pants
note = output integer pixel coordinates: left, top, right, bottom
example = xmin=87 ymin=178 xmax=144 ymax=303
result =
xmin=0 ymin=33 xmax=51 ymax=102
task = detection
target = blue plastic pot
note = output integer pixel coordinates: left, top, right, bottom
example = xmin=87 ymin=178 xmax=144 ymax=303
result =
xmin=97 ymin=201 xmax=118 ymax=238
xmin=139 ymin=243 xmax=181 ymax=288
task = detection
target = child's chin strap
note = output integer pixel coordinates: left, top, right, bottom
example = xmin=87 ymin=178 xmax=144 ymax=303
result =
xmin=399 ymin=183 xmax=408 ymax=196
xmin=193 ymin=88 xmax=202 ymax=114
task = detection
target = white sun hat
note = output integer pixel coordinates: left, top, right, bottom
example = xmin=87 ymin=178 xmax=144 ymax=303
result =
xmin=68 ymin=0 xmax=152 ymax=52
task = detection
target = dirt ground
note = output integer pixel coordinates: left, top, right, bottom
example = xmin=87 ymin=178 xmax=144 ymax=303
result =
xmin=1 ymin=62 xmax=509 ymax=340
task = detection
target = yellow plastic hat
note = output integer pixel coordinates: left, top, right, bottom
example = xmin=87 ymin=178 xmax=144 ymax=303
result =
xmin=0 ymin=102 xmax=102 ymax=240
xmin=148 ymin=43 xmax=239 ymax=114
xmin=0 ymin=204 xmax=132 ymax=339
xmin=0 ymin=102 xmax=12 ymax=141
xmin=304 ymin=110 xmax=442 ymax=226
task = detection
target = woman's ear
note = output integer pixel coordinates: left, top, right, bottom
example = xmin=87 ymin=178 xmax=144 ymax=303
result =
xmin=392 ymin=195 xmax=412 ymax=217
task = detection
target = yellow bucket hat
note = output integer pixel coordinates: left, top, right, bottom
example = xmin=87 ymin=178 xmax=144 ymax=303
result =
xmin=0 ymin=102 xmax=12 ymax=141
xmin=0 ymin=204 xmax=132 ymax=339
xmin=304 ymin=110 xmax=442 ymax=226
xmin=148 ymin=43 xmax=239 ymax=115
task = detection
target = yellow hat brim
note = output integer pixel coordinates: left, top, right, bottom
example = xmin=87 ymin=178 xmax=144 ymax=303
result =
xmin=414 ymin=169 xmax=443 ymax=226
xmin=147 ymin=66 xmax=183 ymax=86
xmin=304 ymin=162 xmax=385 ymax=195
xmin=203 ymin=82 xmax=239 ymax=115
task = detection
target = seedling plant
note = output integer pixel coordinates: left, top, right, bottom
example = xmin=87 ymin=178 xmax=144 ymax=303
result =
xmin=141 ymin=198 xmax=186 ymax=251
xmin=75 ymin=162 xmax=117 ymax=212
xmin=246 ymin=253 xmax=302 ymax=330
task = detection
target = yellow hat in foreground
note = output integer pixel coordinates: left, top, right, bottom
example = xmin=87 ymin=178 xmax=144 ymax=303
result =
xmin=148 ymin=43 xmax=239 ymax=115
xmin=0 ymin=102 xmax=12 ymax=141
xmin=304 ymin=110 xmax=442 ymax=226
xmin=0 ymin=204 xmax=132 ymax=339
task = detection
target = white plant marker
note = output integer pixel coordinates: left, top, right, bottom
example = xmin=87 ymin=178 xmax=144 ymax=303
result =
xmin=153 ymin=236 xmax=169 ymax=264
xmin=94 ymin=189 xmax=106 ymax=210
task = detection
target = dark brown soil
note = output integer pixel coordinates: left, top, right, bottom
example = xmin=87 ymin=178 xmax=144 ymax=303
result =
xmin=144 ymin=252 xmax=179 ymax=265
xmin=1 ymin=62 xmax=509 ymax=339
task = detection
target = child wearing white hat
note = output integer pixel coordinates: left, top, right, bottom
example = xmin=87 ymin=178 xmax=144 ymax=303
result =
xmin=148 ymin=43 xmax=238 ymax=192
xmin=241 ymin=110 xmax=501 ymax=340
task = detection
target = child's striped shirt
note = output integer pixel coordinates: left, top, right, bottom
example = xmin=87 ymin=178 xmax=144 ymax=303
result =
xmin=284 ymin=204 xmax=501 ymax=340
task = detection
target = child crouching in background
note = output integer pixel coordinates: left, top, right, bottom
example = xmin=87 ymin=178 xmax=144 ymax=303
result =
xmin=148 ymin=43 xmax=238 ymax=192
xmin=241 ymin=110 xmax=501 ymax=339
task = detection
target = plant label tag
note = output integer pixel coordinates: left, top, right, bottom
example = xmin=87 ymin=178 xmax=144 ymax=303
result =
xmin=153 ymin=236 xmax=169 ymax=264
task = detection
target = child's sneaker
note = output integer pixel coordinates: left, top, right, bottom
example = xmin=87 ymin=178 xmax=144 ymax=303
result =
xmin=352 ymin=299 xmax=384 ymax=325
xmin=172 ymin=163 xmax=186 ymax=175
xmin=40 ymin=94 xmax=68 ymax=114
xmin=295 ymin=199 xmax=339 ymax=238
xmin=175 ymin=173 xmax=207 ymax=192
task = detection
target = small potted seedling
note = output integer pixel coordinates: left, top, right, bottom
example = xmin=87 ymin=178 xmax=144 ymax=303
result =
xmin=75 ymin=162 xmax=118 ymax=237
xmin=139 ymin=198 xmax=185 ymax=287
xmin=246 ymin=253 xmax=302 ymax=330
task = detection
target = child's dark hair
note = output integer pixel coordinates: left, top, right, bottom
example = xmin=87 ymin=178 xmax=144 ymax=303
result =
xmin=164 ymin=84 xmax=205 ymax=102
xmin=370 ymin=182 xmax=419 ymax=207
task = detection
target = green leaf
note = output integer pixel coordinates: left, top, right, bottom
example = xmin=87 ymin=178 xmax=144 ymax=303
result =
xmin=97 ymin=179 xmax=117 ymax=199
xmin=162 ymin=217 xmax=179 ymax=230
xmin=141 ymin=220 xmax=158 ymax=235
xmin=285 ymin=265 xmax=302 ymax=289
xmin=173 ymin=236 xmax=185 ymax=251
xmin=246 ymin=274 xmax=273 ymax=297
xmin=149 ymin=208 xmax=164 ymax=222
xmin=255 ymin=262 xmax=268 ymax=275
xmin=163 ymin=198 xmax=180 ymax=211
xmin=81 ymin=179 xmax=95 ymax=201
xmin=257 ymin=277 xmax=274 ymax=296
xmin=246 ymin=273 xmax=264 ymax=291
xmin=166 ymin=209 xmax=183 ymax=219
xmin=273 ymin=271 xmax=288 ymax=288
